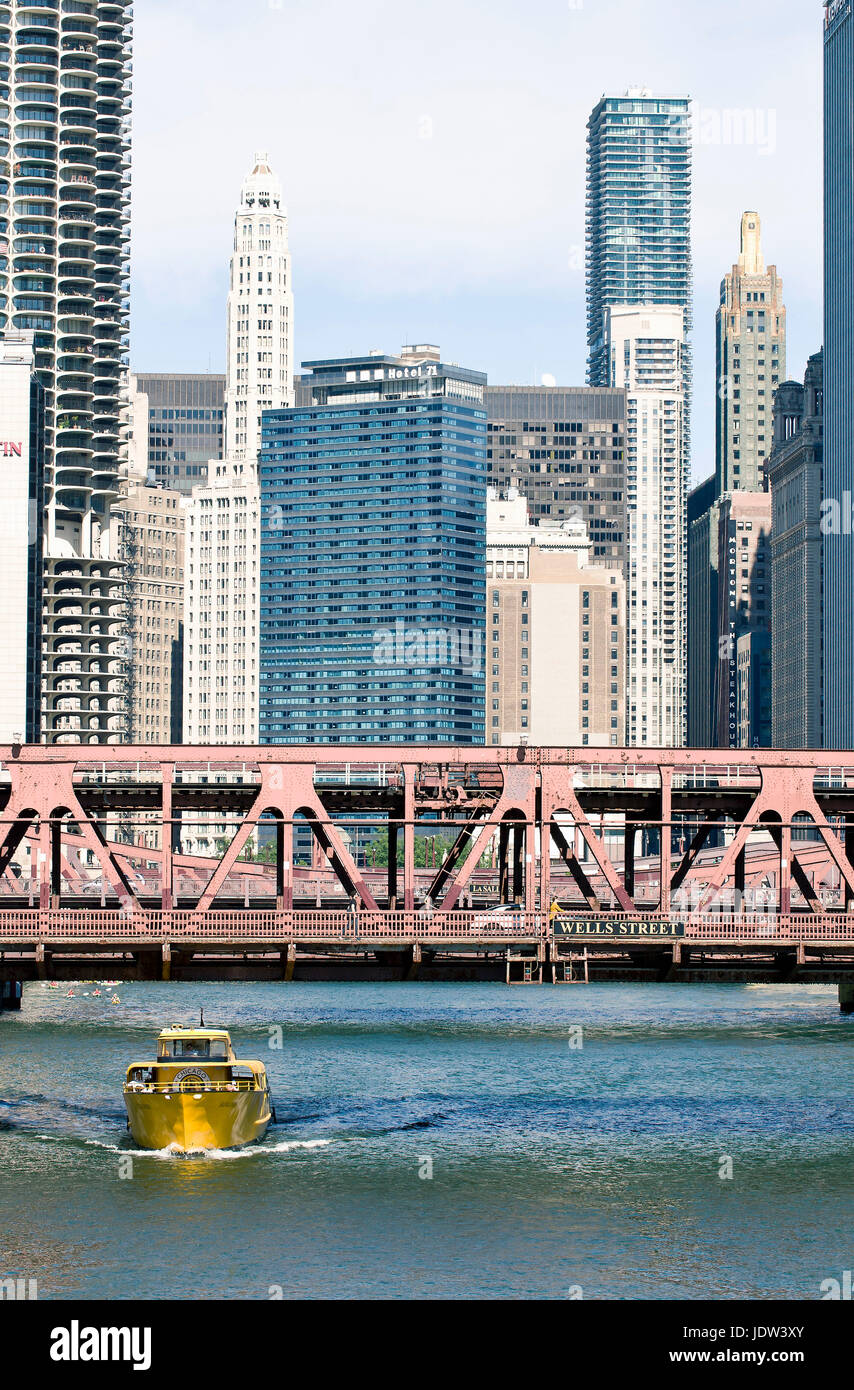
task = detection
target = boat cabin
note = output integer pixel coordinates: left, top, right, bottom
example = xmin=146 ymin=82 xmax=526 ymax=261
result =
xmin=125 ymin=1025 xmax=267 ymax=1093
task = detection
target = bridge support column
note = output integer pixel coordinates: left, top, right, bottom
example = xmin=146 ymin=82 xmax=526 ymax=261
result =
xmin=35 ymin=941 xmax=49 ymax=981
xmin=659 ymin=768 xmax=672 ymax=917
xmin=403 ymin=942 xmax=421 ymax=981
xmin=282 ymin=942 xmax=296 ymax=981
xmin=161 ymin=942 xmax=171 ymax=982
xmin=839 ymin=980 xmax=854 ymax=1014
xmin=403 ymin=767 xmax=415 ymax=911
xmin=160 ymin=763 xmax=174 ymax=912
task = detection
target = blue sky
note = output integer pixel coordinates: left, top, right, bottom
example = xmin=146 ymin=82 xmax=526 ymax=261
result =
xmin=131 ymin=0 xmax=822 ymax=483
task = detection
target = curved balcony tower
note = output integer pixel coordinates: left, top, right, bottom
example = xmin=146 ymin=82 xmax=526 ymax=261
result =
xmin=0 ymin=1 xmax=132 ymax=744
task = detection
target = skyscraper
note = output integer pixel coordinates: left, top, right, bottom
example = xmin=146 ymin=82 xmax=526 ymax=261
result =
xmin=224 ymin=152 xmax=293 ymax=464
xmin=0 ymin=331 xmax=44 ymax=743
xmin=183 ymin=153 xmax=292 ymax=748
xmin=484 ymin=384 xmax=626 ymax=568
xmin=486 ymin=490 xmax=625 ymax=747
xmin=586 ymin=90 xmax=691 ymax=746
xmin=823 ymin=0 xmax=854 ymax=746
xmin=603 ymin=305 xmax=686 ymax=747
xmin=586 ymin=90 xmax=692 ymax=392
xmin=0 ymin=1 xmax=133 ymax=743
xmin=129 ymin=373 xmax=225 ymax=494
xmin=768 ymin=353 xmax=824 ymax=749
xmin=259 ymin=346 xmax=487 ymax=744
xmin=715 ymin=212 xmax=786 ymax=494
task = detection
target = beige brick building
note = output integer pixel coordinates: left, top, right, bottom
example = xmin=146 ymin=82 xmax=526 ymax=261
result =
xmin=487 ymin=491 xmax=626 ymax=747
xmin=114 ymin=484 xmax=185 ymax=744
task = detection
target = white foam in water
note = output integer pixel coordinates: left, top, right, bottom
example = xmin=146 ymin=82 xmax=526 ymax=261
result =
xmin=33 ymin=1132 xmax=333 ymax=1160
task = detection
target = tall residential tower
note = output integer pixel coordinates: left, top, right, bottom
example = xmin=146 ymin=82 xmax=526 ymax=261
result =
xmin=0 ymin=0 xmax=133 ymax=744
xmin=586 ymin=90 xmax=692 ymax=746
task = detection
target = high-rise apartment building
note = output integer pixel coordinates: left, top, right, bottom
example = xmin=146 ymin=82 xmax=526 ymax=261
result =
xmin=0 ymin=331 xmax=45 ymax=742
xmin=259 ymin=346 xmax=487 ymax=744
xmin=713 ymin=489 xmax=772 ymax=748
xmin=603 ymin=305 xmax=686 ymax=747
xmin=484 ymin=385 xmax=625 ymax=567
xmin=715 ymin=212 xmax=786 ymax=494
xmin=586 ymin=90 xmax=691 ymax=746
xmin=824 ymin=0 xmax=854 ymax=746
xmin=114 ymin=483 xmax=184 ymax=744
xmin=486 ymin=490 xmax=625 ymax=747
xmin=769 ymin=352 xmax=824 ymax=749
xmin=0 ymin=1 xmax=133 ymax=742
xmin=586 ymin=90 xmax=692 ymax=395
xmin=129 ymin=373 xmax=224 ymax=494
xmin=225 ymin=152 xmax=293 ymax=464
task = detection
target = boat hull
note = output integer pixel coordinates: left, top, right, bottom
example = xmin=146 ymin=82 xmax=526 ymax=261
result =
xmin=124 ymin=1088 xmax=272 ymax=1152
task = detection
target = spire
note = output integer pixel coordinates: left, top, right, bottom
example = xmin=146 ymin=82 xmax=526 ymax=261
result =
xmin=239 ymin=151 xmax=282 ymax=213
xmin=738 ymin=211 xmax=764 ymax=275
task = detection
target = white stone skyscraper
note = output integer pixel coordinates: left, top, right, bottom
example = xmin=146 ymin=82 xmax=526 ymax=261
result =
xmin=224 ymin=152 xmax=294 ymax=465
xmin=184 ymin=153 xmax=291 ymax=763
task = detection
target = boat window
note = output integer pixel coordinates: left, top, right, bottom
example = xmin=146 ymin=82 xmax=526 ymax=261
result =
xmin=157 ymin=1039 xmax=229 ymax=1061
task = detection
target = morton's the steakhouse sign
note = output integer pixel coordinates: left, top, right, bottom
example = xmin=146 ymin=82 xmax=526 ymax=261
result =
xmin=0 ymin=441 xmax=22 ymax=456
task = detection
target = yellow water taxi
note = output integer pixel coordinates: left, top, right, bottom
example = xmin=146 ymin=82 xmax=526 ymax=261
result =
xmin=123 ymin=1022 xmax=274 ymax=1152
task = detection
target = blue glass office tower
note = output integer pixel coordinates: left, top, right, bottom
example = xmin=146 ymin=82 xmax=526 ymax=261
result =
xmin=259 ymin=346 xmax=487 ymax=744
xmin=824 ymin=0 xmax=854 ymax=747
xmin=586 ymin=90 xmax=692 ymax=391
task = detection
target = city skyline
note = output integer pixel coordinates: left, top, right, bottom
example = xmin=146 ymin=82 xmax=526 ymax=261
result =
xmin=131 ymin=0 xmax=821 ymax=487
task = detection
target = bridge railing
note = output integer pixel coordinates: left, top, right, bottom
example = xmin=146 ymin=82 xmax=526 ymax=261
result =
xmin=2 ymin=908 xmax=854 ymax=945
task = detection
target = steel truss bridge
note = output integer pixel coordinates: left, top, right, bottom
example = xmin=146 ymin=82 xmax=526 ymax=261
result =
xmin=2 ymin=743 xmax=854 ymax=986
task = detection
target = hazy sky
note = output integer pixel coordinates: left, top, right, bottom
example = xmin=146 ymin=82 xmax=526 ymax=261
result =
xmin=131 ymin=0 xmax=822 ymax=483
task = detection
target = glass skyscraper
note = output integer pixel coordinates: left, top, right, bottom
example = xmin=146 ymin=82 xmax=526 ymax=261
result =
xmin=586 ymin=90 xmax=692 ymax=391
xmin=586 ymin=90 xmax=692 ymax=746
xmin=259 ymin=346 xmax=487 ymax=744
xmin=823 ymin=0 xmax=854 ymax=747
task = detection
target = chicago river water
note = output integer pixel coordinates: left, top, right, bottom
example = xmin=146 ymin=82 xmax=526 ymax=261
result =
xmin=1 ymin=981 xmax=853 ymax=1300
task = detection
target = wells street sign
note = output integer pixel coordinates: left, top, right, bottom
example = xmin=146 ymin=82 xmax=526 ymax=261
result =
xmin=553 ymin=919 xmax=685 ymax=938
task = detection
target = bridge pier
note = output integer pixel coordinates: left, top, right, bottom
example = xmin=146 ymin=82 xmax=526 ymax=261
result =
xmin=839 ymin=980 xmax=854 ymax=1014
xmin=0 ymin=974 xmax=21 ymax=1011
xmin=162 ymin=942 xmax=171 ymax=982
xmin=282 ymin=943 xmax=295 ymax=981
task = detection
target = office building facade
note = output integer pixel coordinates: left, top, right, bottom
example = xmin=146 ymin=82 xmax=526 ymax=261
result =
xmin=114 ymin=483 xmax=184 ymax=744
xmin=259 ymin=346 xmax=487 ymax=744
xmin=768 ymin=352 xmax=824 ymax=749
xmin=716 ymin=212 xmax=786 ymax=494
xmin=486 ymin=490 xmax=625 ymax=747
xmin=0 ymin=332 xmax=44 ymax=742
xmin=687 ymin=475 xmax=719 ymax=748
xmin=824 ymin=0 xmax=854 ymax=745
xmin=714 ymin=489 xmax=772 ymax=748
xmin=485 ymin=385 xmax=625 ymax=567
xmin=130 ymin=373 xmax=224 ymax=494
xmin=0 ymin=1 xmax=133 ymax=742
xmin=183 ymin=459 xmax=259 ymax=746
